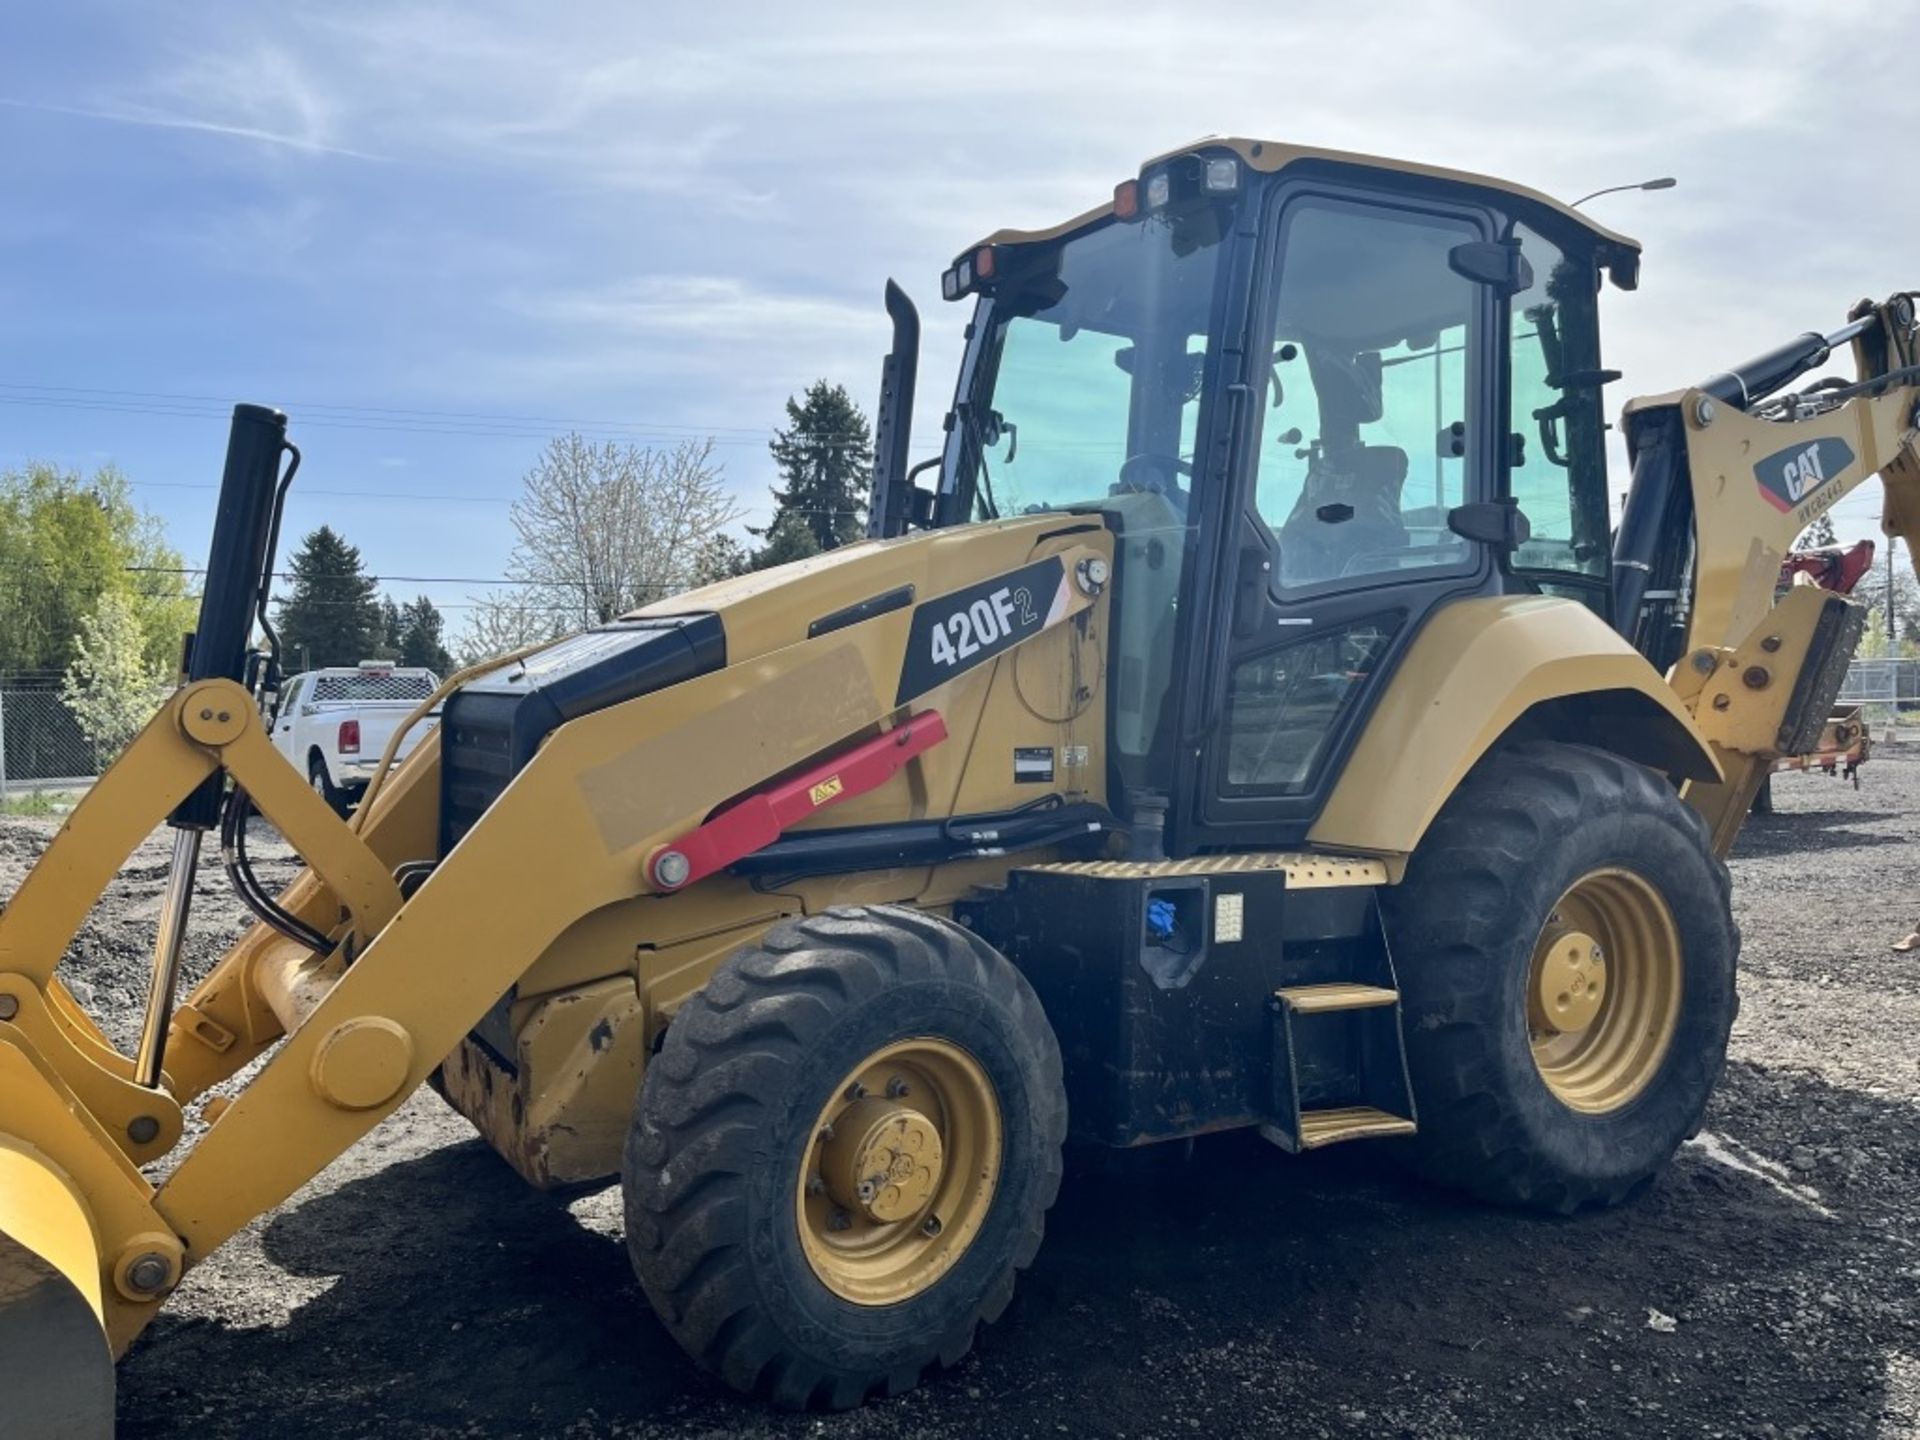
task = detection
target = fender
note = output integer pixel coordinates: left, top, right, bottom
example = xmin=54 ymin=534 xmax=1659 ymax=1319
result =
xmin=1309 ymin=596 xmax=1719 ymax=863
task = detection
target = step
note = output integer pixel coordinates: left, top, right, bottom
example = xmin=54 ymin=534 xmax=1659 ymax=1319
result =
xmin=1275 ymin=982 xmax=1400 ymax=1015
xmin=1296 ymin=1106 xmax=1417 ymax=1149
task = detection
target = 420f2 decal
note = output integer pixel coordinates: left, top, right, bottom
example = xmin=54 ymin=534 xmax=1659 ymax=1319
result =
xmin=896 ymin=556 xmax=1071 ymax=703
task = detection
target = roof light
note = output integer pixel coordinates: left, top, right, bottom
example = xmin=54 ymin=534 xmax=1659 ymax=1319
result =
xmin=1113 ymin=178 xmax=1141 ymax=220
xmin=1145 ymin=172 xmax=1171 ymax=210
xmin=956 ymin=257 xmax=974 ymax=292
xmin=1204 ymin=157 xmax=1239 ymax=192
xmin=941 ymin=267 xmax=961 ymax=301
xmin=974 ymin=246 xmax=996 ymax=280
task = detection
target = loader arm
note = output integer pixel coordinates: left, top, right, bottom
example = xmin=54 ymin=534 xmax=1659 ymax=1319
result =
xmin=1615 ymin=293 xmax=1920 ymax=848
xmin=0 ymin=404 xmax=1111 ymax=1423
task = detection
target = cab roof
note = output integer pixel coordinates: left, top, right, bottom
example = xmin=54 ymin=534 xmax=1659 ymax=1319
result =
xmin=966 ymin=135 xmax=1642 ymax=267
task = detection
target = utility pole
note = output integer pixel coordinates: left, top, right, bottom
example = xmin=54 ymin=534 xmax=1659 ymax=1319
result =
xmin=1889 ymin=537 xmax=1898 ymax=650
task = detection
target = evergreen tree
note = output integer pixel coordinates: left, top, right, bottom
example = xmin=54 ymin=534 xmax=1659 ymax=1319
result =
xmin=395 ymin=595 xmax=454 ymax=674
xmin=756 ymin=381 xmax=872 ymax=558
xmin=378 ymin=597 xmax=405 ymax=657
xmin=275 ymin=526 xmax=385 ymax=671
xmin=1797 ymin=513 xmax=1838 ymax=549
xmin=749 ymin=512 xmax=822 ymax=572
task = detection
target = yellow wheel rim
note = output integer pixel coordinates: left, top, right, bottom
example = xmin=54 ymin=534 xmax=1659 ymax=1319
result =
xmin=796 ymin=1037 xmax=1002 ymax=1306
xmin=1527 ymin=868 xmax=1682 ymax=1114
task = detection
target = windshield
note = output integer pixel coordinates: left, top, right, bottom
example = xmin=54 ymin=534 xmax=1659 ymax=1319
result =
xmin=943 ymin=214 xmax=1228 ymax=520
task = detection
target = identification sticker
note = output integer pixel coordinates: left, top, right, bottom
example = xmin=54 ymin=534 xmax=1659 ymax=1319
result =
xmin=1754 ymin=436 xmax=1855 ymax=514
xmin=1014 ymin=746 xmax=1055 ymax=783
xmin=894 ymin=556 xmax=1071 ymax=704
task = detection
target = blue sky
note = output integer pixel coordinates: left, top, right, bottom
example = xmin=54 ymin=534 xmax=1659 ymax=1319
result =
xmin=3 ymin=0 xmax=1915 ymax=638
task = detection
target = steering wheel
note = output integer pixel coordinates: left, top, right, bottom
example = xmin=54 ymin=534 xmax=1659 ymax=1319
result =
xmin=1113 ymin=452 xmax=1193 ymax=499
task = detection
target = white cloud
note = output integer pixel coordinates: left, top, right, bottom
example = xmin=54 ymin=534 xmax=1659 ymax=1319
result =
xmin=7 ymin=0 xmax=1917 ymax=554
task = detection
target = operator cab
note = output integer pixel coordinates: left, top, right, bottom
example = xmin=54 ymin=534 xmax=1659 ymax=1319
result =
xmin=909 ymin=139 xmax=1641 ymax=852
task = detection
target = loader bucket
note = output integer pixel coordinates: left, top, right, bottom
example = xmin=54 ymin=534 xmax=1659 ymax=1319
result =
xmin=0 ymin=1141 xmax=116 ymax=1438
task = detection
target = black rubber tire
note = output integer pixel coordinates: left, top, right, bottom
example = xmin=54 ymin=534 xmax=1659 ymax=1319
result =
xmin=1383 ymin=741 xmax=1739 ymax=1214
xmin=307 ymin=754 xmax=348 ymax=817
xmin=622 ymin=905 xmax=1067 ymax=1410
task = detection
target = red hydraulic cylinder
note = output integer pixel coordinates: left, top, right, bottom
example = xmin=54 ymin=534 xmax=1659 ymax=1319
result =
xmin=644 ymin=711 xmax=948 ymax=892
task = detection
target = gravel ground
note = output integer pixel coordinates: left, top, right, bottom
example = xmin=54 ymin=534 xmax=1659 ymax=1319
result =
xmin=5 ymin=752 xmax=1919 ymax=1439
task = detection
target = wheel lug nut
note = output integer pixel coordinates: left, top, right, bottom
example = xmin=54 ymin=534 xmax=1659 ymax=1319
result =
xmin=886 ymin=1077 xmax=910 ymax=1099
xmin=846 ymin=1082 xmax=867 ymax=1100
xmin=828 ymin=1208 xmax=852 ymax=1232
xmin=922 ymin=1215 xmax=943 ymax=1237
xmin=806 ymin=1174 xmax=825 ymax=1196
xmin=819 ymin=1124 xmax=835 ymax=1143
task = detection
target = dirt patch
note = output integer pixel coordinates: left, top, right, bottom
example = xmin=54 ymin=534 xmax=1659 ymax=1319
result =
xmin=7 ymin=753 xmax=1918 ymax=1438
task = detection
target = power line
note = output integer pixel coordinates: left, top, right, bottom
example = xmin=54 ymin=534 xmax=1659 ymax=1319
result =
xmin=0 ymin=389 xmax=879 ymax=447
xmin=0 ymin=558 xmax=699 ymax=605
xmin=115 ymin=479 xmax=863 ymax=517
xmin=0 ymin=380 xmax=852 ymax=440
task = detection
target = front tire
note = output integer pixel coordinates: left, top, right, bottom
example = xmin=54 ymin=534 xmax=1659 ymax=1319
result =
xmin=1385 ymin=741 xmax=1738 ymax=1214
xmin=623 ymin=905 xmax=1067 ymax=1409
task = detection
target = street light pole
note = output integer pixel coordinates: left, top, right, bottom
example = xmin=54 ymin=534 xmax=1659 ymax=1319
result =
xmin=1570 ymin=177 xmax=1678 ymax=208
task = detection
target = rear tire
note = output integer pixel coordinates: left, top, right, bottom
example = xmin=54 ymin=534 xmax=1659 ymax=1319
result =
xmin=308 ymin=755 xmax=348 ymax=817
xmin=1384 ymin=741 xmax=1738 ymax=1214
xmin=623 ymin=905 xmax=1066 ymax=1409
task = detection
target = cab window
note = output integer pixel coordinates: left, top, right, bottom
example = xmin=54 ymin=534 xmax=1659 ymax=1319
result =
xmin=1507 ymin=223 xmax=1611 ymax=584
xmin=1249 ymin=198 xmax=1481 ymax=590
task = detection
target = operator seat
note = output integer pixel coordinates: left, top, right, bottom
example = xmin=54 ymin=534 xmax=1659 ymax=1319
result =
xmin=1277 ymin=443 xmax=1410 ymax=583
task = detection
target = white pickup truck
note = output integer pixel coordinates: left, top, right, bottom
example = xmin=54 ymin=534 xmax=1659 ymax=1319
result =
xmin=271 ymin=662 xmax=441 ymax=813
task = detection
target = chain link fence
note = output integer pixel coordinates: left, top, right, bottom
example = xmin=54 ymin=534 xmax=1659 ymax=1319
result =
xmin=1836 ymin=657 xmax=1920 ymax=710
xmin=3 ymin=654 xmax=1916 ymax=806
xmin=0 ymin=685 xmax=103 ymax=799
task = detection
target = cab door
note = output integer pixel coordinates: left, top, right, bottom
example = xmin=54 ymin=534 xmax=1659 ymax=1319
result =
xmin=1174 ymin=182 xmax=1502 ymax=850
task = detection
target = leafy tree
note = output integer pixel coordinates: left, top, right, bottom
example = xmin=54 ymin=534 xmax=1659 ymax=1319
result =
xmin=691 ymin=533 xmax=751 ymax=586
xmin=0 ymin=463 xmax=195 ymax=678
xmin=275 ymin=526 xmax=385 ymax=671
xmin=462 ymin=433 xmax=740 ymax=657
xmin=1860 ymin=544 xmax=1920 ymax=650
xmin=61 ymin=592 xmax=172 ymax=759
xmin=756 ymin=381 xmax=872 ymax=559
xmin=457 ymin=591 xmax=565 ymax=665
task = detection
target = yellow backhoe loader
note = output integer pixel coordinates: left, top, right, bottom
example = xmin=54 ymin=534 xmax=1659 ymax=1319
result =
xmin=4 ymin=137 xmax=1917 ymax=1433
